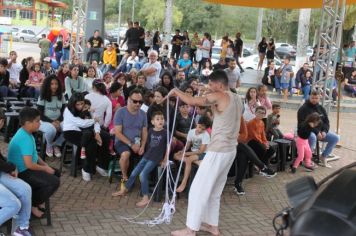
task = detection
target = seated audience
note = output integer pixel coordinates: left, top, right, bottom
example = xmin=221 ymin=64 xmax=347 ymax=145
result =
xmin=159 ymin=72 xmax=175 ymax=92
xmin=41 ymin=57 xmax=55 ymax=77
xmin=344 ymin=69 xmax=356 ymax=97
xmin=8 ymin=107 xmax=60 ymax=219
xmin=37 ymin=75 xmax=65 ymax=158
xmin=177 ymin=52 xmax=192 ymax=77
xmin=112 ymin=111 xmax=167 ymax=208
xmin=243 ymin=87 xmax=261 ymax=122
xmin=127 ymin=72 xmax=148 ymax=97
xmin=174 ymin=116 xmax=211 ymax=193
xmin=56 ymin=62 xmax=70 ymax=91
xmin=175 ymin=101 xmax=196 ymax=143
xmin=26 ymin=62 xmax=44 ymax=98
xmin=262 ymin=61 xmax=277 ymax=88
xmin=64 ymin=65 xmax=87 ymax=100
xmin=83 ymin=66 xmax=97 ymax=92
xmin=19 ymin=57 xmax=34 ymax=98
xmin=301 ymin=70 xmax=313 ymax=102
xmin=101 ymin=44 xmax=117 ymax=74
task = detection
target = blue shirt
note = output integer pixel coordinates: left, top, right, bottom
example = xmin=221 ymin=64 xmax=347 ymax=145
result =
xmin=114 ymin=107 xmax=148 ymax=144
xmin=8 ymin=128 xmax=38 ymax=173
xmin=177 ymin=59 xmax=192 ymax=69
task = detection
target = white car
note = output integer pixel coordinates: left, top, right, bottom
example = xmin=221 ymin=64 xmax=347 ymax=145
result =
xmin=241 ymin=54 xmax=282 ymax=70
xmin=211 ymin=46 xmax=252 ymax=65
xmin=13 ymin=29 xmax=42 ymax=43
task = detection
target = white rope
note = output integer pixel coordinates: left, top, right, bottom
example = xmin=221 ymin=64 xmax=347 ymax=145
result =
xmin=118 ymin=90 xmax=200 ymax=226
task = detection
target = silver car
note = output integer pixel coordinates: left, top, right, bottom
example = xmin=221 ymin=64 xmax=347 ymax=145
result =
xmin=13 ymin=29 xmax=41 ymax=43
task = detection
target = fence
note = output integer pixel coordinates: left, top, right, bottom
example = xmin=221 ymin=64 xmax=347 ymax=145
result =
xmin=0 ymin=33 xmax=13 ymax=57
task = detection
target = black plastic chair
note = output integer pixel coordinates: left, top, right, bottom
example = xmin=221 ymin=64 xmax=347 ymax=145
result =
xmin=61 ymin=141 xmax=79 ymax=177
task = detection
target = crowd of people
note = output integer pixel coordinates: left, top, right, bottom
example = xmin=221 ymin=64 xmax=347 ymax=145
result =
xmin=0 ymin=22 xmax=353 ymax=235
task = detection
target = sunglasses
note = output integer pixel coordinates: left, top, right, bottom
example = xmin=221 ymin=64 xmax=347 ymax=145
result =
xmin=131 ymin=99 xmax=143 ymax=105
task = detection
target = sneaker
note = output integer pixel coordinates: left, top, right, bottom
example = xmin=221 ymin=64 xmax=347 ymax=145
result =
xmin=82 ymin=169 xmax=91 ymax=181
xmin=80 ymin=149 xmax=86 ymax=159
xmin=304 ymin=165 xmax=315 ymax=172
xmin=234 ymin=183 xmax=245 ymax=195
xmin=319 ymin=157 xmax=332 ymax=168
xmin=53 ymin=146 xmax=62 ymax=158
xmin=96 ymin=166 xmax=108 ymax=177
xmin=290 ymin=165 xmax=296 ymax=174
xmin=13 ymin=227 xmax=32 ymax=236
xmin=45 ymin=147 xmax=53 ymax=158
xmin=259 ymin=167 xmax=277 ymax=178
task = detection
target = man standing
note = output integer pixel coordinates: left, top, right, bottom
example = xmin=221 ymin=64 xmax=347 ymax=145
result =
xmin=86 ymin=30 xmax=104 ymax=63
xmin=234 ymin=32 xmax=244 ymax=72
xmin=297 ymin=90 xmax=340 ymax=168
xmin=171 ymin=70 xmax=243 ymax=236
xmin=140 ymin=50 xmax=162 ymax=90
xmin=114 ymin=89 xmax=148 ymax=181
xmin=135 ymin=21 xmax=145 ymax=52
xmin=224 ymin=58 xmax=241 ymax=91
xmin=38 ymin=34 xmax=51 ymax=63
xmin=171 ymin=30 xmax=183 ymax=60
xmin=121 ymin=21 xmax=140 ymax=54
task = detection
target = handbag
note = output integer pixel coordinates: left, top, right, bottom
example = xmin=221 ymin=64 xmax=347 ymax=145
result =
xmin=196 ymin=49 xmax=202 ymax=62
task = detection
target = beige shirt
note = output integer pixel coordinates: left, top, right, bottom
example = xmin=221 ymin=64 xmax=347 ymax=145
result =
xmin=208 ymin=91 xmax=242 ymax=153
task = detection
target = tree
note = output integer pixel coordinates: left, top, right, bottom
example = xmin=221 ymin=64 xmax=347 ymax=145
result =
xmin=163 ymin=0 xmax=174 ymax=38
xmin=138 ymin=0 xmax=182 ymax=30
xmin=296 ymin=9 xmax=311 ymax=68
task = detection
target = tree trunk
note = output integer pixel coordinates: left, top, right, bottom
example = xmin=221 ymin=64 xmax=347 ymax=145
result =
xmin=255 ymin=8 xmax=264 ymax=51
xmin=163 ymin=0 xmax=173 ymax=43
xmin=296 ymin=9 xmax=311 ymax=68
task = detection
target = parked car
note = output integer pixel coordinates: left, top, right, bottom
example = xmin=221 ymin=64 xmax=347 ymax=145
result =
xmin=13 ymin=29 xmax=41 ymax=43
xmin=106 ymin=27 xmax=127 ymax=43
xmin=275 ymin=43 xmax=296 ymax=60
xmin=241 ymin=54 xmax=296 ymax=72
xmin=211 ymin=46 xmax=252 ymax=64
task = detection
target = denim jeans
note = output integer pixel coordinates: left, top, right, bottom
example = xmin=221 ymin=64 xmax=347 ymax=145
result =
xmin=63 ymin=49 xmax=70 ymax=61
xmin=0 ymin=85 xmax=9 ymax=98
xmin=0 ymin=173 xmax=31 ymax=228
xmin=125 ymin=158 xmax=157 ymax=196
xmin=55 ymin=51 xmax=63 ymax=65
xmin=302 ymin=85 xmax=311 ymax=100
xmin=308 ymin=131 xmax=340 ymax=158
xmin=39 ymin=121 xmax=64 ymax=149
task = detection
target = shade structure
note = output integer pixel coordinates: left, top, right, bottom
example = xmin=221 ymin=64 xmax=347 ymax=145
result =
xmin=204 ymin=0 xmax=356 ymax=9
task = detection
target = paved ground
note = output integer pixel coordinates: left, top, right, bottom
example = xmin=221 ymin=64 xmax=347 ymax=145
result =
xmin=1 ymin=109 xmax=356 ymax=236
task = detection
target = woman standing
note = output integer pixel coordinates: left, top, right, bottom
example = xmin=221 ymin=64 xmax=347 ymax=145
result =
xmin=266 ymin=38 xmax=275 ymax=62
xmin=190 ymin=32 xmax=200 ymax=63
xmin=144 ymin=31 xmax=153 ymax=57
xmin=257 ymin=37 xmax=268 ymax=71
xmin=37 ymin=75 xmax=65 ymax=158
xmin=152 ymin=31 xmax=162 ymax=54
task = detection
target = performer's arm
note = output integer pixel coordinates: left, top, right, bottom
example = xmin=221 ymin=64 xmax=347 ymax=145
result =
xmin=168 ymin=88 xmax=219 ymax=107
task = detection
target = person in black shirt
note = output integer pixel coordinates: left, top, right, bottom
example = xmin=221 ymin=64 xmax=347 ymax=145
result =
xmin=257 ymin=37 xmax=268 ymax=71
xmin=121 ymin=22 xmax=140 ymax=54
xmin=0 ymin=58 xmax=11 ymax=99
xmin=171 ymin=29 xmax=183 ymax=60
xmin=86 ymin=30 xmax=104 ymax=63
xmin=112 ymin=111 xmax=168 ymax=208
xmin=213 ymin=58 xmax=228 ymax=71
xmin=135 ymin=21 xmax=145 ymax=52
xmin=54 ymin=35 xmax=63 ymax=65
xmin=266 ymin=38 xmax=275 ymax=62
xmin=234 ymin=32 xmax=244 ymax=72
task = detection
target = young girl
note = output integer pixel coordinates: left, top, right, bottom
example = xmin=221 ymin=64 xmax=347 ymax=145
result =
xmin=103 ymin=72 xmax=113 ymax=90
xmin=160 ymin=44 xmax=169 ymax=65
xmin=84 ymin=66 xmax=97 ymax=92
xmin=63 ymin=93 xmax=105 ymax=181
xmin=291 ymin=112 xmax=321 ymax=173
xmin=243 ymin=87 xmax=261 ymax=122
xmin=37 ymin=75 xmax=65 ymax=158
xmin=26 ymin=62 xmax=45 ymax=98
xmin=56 ymin=62 xmax=70 ymax=91
xmin=64 ymin=65 xmax=87 ymax=99
xmin=257 ymin=84 xmax=272 ymax=116
xmin=201 ymin=60 xmax=213 ymax=84
xmin=159 ymin=72 xmax=174 ymax=92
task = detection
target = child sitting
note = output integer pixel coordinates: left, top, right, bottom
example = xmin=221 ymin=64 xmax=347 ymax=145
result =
xmin=175 ymin=101 xmax=196 ymax=143
xmin=26 ymin=62 xmax=44 ymax=98
xmin=174 ymin=116 xmax=211 ymax=193
xmin=111 ymin=111 xmax=168 ymax=207
xmin=266 ymin=104 xmax=284 ymax=140
xmin=291 ymin=112 xmax=321 ymax=173
xmin=7 ymin=107 xmax=60 ymax=219
xmin=79 ymin=99 xmax=101 ymax=159
xmin=247 ymin=106 xmax=275 ymax=166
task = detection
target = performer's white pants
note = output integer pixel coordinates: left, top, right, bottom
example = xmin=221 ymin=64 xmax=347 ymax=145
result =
xmin=186 ymin=150 xmax=236 ymax=231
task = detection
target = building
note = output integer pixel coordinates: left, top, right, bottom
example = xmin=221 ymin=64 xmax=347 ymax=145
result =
xmin=0 ymin=0 xmax=68 ymax=26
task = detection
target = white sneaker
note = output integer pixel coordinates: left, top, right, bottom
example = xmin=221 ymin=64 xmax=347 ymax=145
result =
xmin=53 ymin=146 xmax=62 ymax=158
xmin=46 ymin=147 xmax=54 ymax=158
xmin=319 ymin=157 xmax=332 ymax=168
xmin=82 ymin=169 xmax=91 ymax=181
xmin=96 ymin=166 xmax=108 ymax=177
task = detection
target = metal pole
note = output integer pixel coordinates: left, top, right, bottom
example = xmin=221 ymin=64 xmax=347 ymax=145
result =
xmin=118 ymin=0 xmax=122 ymax=44
xmin=132 ymin=0 xmax=135 ymax=21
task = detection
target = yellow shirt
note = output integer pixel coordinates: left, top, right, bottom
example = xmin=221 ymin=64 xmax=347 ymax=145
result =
xmin=103 ymin=50 xmax=117 ymax=67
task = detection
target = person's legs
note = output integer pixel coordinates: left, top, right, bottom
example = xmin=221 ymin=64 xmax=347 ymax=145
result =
xmin=239 ymin=142 xmax=265 ymax=169
xmin=235 ymin=145 xmax=248 ymax=186
xmin=177 ymin=155 xmax=199 ymax=192
xmin=119 ymin=151 xmax=130 ymax=180
xmin=321 ymin=132 xmax=340 ymax=158
xmin=18 ymin=169 xmax=60 ymax=207
xmin=139 ymin=159 xmax=157 ymax=196
xmin=96 ymin=130 xmax=111 ymax=170
xmin=39 ymin=121 xmax=57 ymax=149
xmin=302 ymin=85 xmax=311 ymax=101
xmin=247 ymin=140 xmax=267 ymax=165
xmin=308 ymin=132 xmax=317 ymax=152
xmin=304 ymin=142 xmax=313 ymax=167
xmin=185 ymin=151 xmax=235 ymax=231
xmin=0 ymin=173 xmax=31 ymax=228
xmin=0 ymin=183 xmax=21 ymax=225
xmin=293 ymin=137 xmax=306 ymax=168
xmin=126 ymin=158 xmax=148 ymax=190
